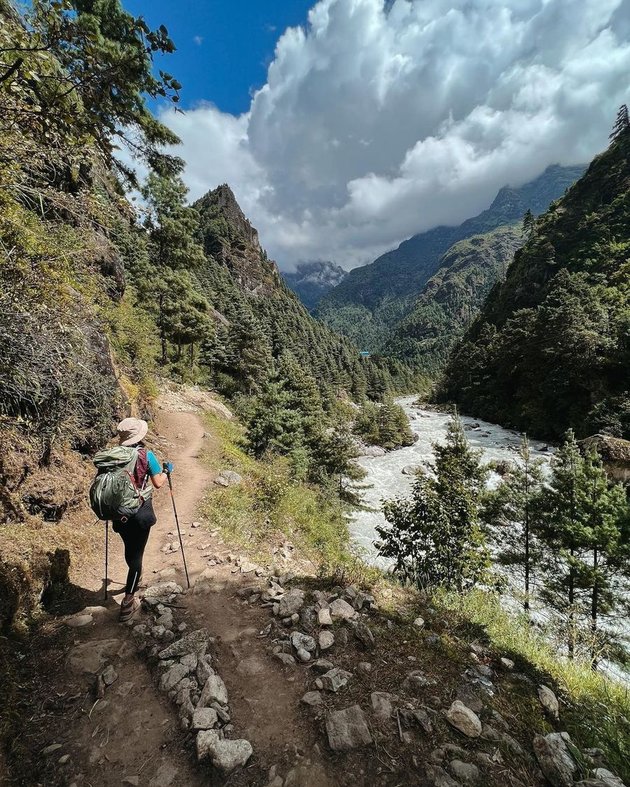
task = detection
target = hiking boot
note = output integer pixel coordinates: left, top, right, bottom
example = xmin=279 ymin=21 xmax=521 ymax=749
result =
xmin=119 ymin=596 xmax=141 ymax=623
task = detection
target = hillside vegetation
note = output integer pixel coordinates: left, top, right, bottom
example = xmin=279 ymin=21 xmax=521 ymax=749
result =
xmin=315 ymin=165 xmax=584 ymax=356
xmin=439 ymin=128 xmax=630 ymax=440
xmin=387 ymin=225 xmax=524 ymax=373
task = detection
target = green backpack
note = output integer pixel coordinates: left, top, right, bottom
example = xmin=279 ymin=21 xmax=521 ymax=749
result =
xmin=89 ymin=446 xmax=150 ymax=521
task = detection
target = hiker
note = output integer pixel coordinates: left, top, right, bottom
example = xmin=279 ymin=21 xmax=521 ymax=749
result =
xmin=113 ymin=418 xmax=173 ymax=622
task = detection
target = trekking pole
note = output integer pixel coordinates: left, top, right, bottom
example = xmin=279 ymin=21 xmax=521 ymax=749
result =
xmin=104 ymin=520 xmax=109 ymax=602
xmin=166 ymin=472 xmax=190 ymax=589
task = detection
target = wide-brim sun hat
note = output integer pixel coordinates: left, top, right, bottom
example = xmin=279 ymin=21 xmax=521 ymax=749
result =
xmin=116 ymin=417 xmax=149 ymax=447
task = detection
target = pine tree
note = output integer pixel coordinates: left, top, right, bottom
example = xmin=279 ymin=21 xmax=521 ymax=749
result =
xmin=577 ymin=449 xmax=630 ymax=667
xmin=378 ymin=415 xmax=489 ymax=591
xmin=534 ymin=430 xmax=590 ymax=658
xmin=609 ymin=104 xmax=630 ymax=142
xmin=487 ymin=436 xmax=545 ymax=610
xmin=245 ymin=380 xmax=304 ymax=458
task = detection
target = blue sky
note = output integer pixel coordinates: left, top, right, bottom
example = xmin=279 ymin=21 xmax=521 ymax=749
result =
xmin=125 ymin=0 xmax=314 ymax=114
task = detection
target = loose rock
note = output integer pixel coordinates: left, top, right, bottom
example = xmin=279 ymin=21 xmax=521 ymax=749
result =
xmin=329 ymin=598 xmax=358 ymax=621
xmin=538 ymin=684 xmax=560 ymax=720
xmin=449 ymin=760 xmax=480 ymax=784
xmin=158 ymin=630 xmax=208 ymax=660
xmin=191 ymin=708 xmax=218 ymax=730
xmin=321 ymin=668 xmax=352 ymax=693
xmin=325 ymin=705 xmax=373 ymax=751
xmin=301 ymin=691 xmax=323 ymax=706
xmin=371 ymin=691 xmax=396 ymax=722
xmin=199 ymin=674 xmax=228 ymax=707
xmin=445 ymin=701 xmax=482 ymax=738
xmin=533 ymin=732 xmax=579 ymax=787
xmin=318 ymin=607 xmax=333 ymax=626
xmin=291 ymin=631 xmax=316 ymax=653
xmin=319 ymin=631 xmax=335 ymax=651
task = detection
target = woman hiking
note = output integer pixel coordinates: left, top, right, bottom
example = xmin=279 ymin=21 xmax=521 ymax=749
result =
xmin=114 ymin=417 xmax=173 ymax=622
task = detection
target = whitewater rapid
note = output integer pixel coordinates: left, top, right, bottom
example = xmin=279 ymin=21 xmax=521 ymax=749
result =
xmin=348 ymin=395 xmax=553 ymax=564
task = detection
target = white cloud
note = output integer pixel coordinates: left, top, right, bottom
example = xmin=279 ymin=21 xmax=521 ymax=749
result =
xmin=193 ymin=35 xmax=203 ymax=46
xmin=161 ymin=0 xmax=630 ymax=270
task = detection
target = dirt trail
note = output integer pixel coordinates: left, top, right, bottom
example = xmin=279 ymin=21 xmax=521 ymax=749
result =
xmin=16 ymin=396 xmax=334 ymax=787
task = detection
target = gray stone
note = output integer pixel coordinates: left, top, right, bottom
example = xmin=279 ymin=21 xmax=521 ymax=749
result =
xmin=325 ymin=705 xmax=373 ymax=751
xmin=371 ymin=691 xmax=396 ymax=722
xmin=159 ymin=663 xmax=189 ymax=693
xmin=413 ymin=707 xmax=433 ymax=734
xmin=42 ymin=743 xmax=63 ymax=755
xmin=180 ymin=652 xmax=197 ymax=670
xmin=301 ymin=691 xmax=323 ymax=706
xmin=191 ymin=708 xmax=219 ymax=730
xmin=144 ymin=581 xmax=183 ymax=599
xmin=499 ymin=657 xmax=515 ymax=670
xmin=424 ymin=764 xmax=461 ymax=787
xmin=296 ymin=647 xmax=311 ymax=663
xmin=445 ymin=701 xmax=482 ymax=738
xmin=357 ymin=662 xmax=372 ymax=675
xmin=592 ymin=768 xmax=627 ymax=787
xmin=533 ymin=732 xmax=578 ymax=787
xmin=312 ymin=658 xmax=334 ymax=673
xmin=196 ymin=656 xmax=214 ymax=685
xmin=352 ymin=591 xmax=375 ymax=611
xmin=317 ymin=607 xmax=333 ymax=626
xmin=455 ymin=685 xmax=484 ymax=714
xmin=481 ymin=725 xmax=524 ymax=756
xmin=538 ymin=684 xmax=560 ymax=720
xmin=319 ymin=631 xmax=334 ymax=651
xmin=278 ymin=590 xmax=305 ymax=617
xmin=321 ymin=667 xmax=352 ymax=692
xmin=291 ymin=631 xmax=317 ymax=653
xmin=329 ymin=598 xmax=358 ymax=620
xmin=275 ymin=653 xmax=296 ymax=667
xmin=101 ymin=664 xmax=118 ymax=686
xmin=449 ymin=760 xmax=480 ymax=784
xmin=413 ymin=616 xmax=425 ymax=629
xmin=353 ymin=621 xmax=375 ymax=650
xmin=215 ymin=470 xmax=243 ymax=487
xmin=199 ymin=674 xmax=228 ymax=706
xmin=197 ymin=732 xmax=253 ymax=773
xmin=158 ymin=630 xmax=208 ymax=660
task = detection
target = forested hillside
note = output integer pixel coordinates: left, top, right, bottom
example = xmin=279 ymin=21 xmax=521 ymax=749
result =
xmin=386 ymin=225 xmax=524 ymax=373
xmin=439 ymin=124 xmax=630 ymax=440
xmin=315 ymin=165 xmax=584 ymax=354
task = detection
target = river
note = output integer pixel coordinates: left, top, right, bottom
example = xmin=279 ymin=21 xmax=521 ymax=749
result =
xmin=348 ymin=395 xmax=553 ymax=564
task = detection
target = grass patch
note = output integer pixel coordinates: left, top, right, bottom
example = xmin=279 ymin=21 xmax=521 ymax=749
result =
xmin=437 ymin=589 xmax=630 ymax=782
xmin=199 ymin=412 xmax=379 ymax=580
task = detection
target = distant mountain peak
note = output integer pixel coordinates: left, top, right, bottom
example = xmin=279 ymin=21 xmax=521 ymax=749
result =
xmin=283 ymin=260 xmax=348 ymax=311
xmin=197 ymin=183 xmax=260 ymax=250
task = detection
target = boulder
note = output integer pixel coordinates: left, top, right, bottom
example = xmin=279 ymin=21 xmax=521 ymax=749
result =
xmin=321 ymin=668 xmax=352 ymax=693
xmin=449 ymin=760 xmax=480 ymax=784
xmin=353 ymin=621 xmax=375 ymax=650
xmin=424 ymin=764 xmax=461 ymax=787
xmin=538 ymin=684 xmax=560 ymax=720
xmin=199 ymin=674 xmax=228 ymax=707
xmin=445 ymin=701 xmax=482 ymax=738
xmin=329 ymin=598 xmax=358 ymax=620
xmin=158 ymin=630 xmax=209 ymax=660
xmin=533 ymin=732 xmax=579 ymax=787
xmin=318 ymin=607 xmax=333 ymax=626
xmin=301 ymin=691 xmax=323 ymax=706
xmin=413 ymin=708 xmax=433 ymax=734
xmin=319 ymin=631 xmax=335 ymax=651
xmin=291 ymin=631 xmax=317 ymax=653
xmin=209 ymin=739 xmax=253 ymax=774
xmin=277 ymin=590 xmax=305 ymax=618
xmin=325 ymin=705 xmax=373 ymax=750
xmin=191 ymin=708 xmax=219 ymax=730
xmin=215 ymin=470 xmax=243 ymax=487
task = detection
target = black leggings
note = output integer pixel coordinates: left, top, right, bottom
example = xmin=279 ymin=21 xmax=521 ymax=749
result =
xmin=113 ymin=499 xmax=156 ymax=594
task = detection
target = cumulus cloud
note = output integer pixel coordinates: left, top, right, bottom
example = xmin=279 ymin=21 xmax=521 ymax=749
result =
xmin=161 ymin=0 xmax=630 ymax=270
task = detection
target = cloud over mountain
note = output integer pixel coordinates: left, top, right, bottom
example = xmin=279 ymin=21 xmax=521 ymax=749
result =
xmin=160 ymin=0 xmax=630 ymax=269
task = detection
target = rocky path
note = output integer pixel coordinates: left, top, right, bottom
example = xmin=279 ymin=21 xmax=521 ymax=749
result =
xmin=11 ymin=392 xmax=628 ymax=787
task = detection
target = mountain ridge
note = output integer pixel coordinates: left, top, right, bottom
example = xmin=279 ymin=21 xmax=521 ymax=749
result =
xmin=315 ymin=164 xmax=586 ymax=352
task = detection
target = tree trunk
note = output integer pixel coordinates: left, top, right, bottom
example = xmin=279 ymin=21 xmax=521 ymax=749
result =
xmin=159 ymin=293 xmax=167 ymax=366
